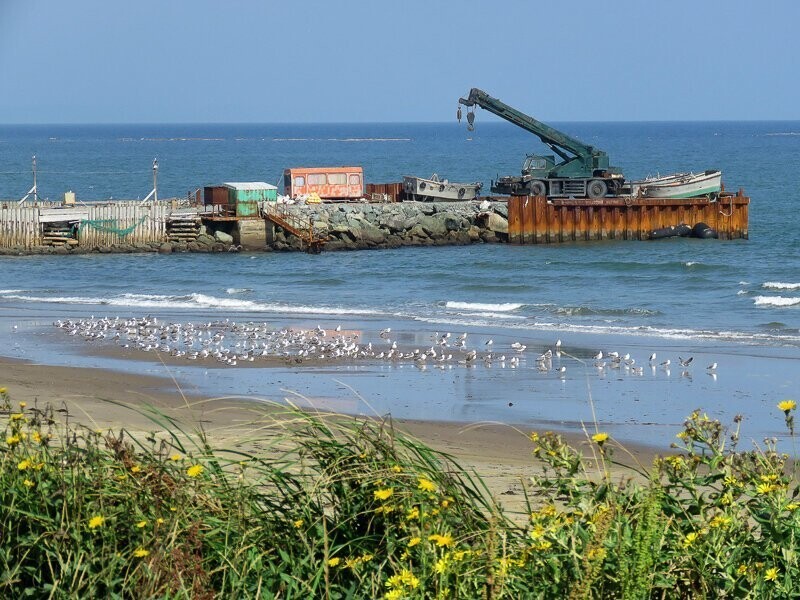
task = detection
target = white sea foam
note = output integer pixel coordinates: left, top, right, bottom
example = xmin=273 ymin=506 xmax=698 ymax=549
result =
xmin=3 ymin=292 xmax=383 ymax=316
xmin=445 ymin=301 xmax=523 ymax=312
xmin=684 ymin=261 xmax=698 ymax=267
xmin=753 ymin=295 xmax=800 ymax=307
xmin=739 ymin=281 xmax=750 ymax=286
xmin=762 ymin=282 xmax=800 ymax=291
xmin=737 ymin=290 xmax=748 ymax=295
xmin=225 ymin=287 xmax=252 ymax=294
xmin=0 ymin=289 xmax=24 ymax=294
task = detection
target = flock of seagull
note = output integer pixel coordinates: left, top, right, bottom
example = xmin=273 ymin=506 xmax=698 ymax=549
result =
xmin=52 ymin=316 xmax=719 ymax=379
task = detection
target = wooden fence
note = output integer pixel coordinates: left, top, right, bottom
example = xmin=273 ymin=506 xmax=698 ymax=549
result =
xmin=0 ymin=201 xmax=174 ymax=248
xmin=507 ymin=191 xmax=749 ymax=244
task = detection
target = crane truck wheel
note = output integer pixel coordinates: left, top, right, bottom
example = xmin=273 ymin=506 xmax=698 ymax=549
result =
xmin=586 ymin=179 xmax=608 ymax=199
xmin=529 ymin=180 xmax=547 ymax=197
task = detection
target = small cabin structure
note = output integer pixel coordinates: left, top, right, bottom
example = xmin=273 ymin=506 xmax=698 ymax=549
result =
xmin=283 ymin=167 xmax=364 ymax=200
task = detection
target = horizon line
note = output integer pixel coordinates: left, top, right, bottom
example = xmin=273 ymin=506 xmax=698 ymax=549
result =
xmin=1 ymin=118 xmax=799 ymax=127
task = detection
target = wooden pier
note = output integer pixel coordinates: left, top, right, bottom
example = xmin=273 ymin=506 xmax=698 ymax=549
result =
xmin=506 ymin=190 xmax=749 ymax=244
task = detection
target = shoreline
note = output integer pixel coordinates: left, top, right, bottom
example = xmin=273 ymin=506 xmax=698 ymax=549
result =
xmin=0 ymin=354 xmax=663 ymax=512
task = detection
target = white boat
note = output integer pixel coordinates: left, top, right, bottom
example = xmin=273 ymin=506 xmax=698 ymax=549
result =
xmin=632 ymin=170 xmax=722 ymax=199
xmin=403 ymin=173 xmax=482 ymax=201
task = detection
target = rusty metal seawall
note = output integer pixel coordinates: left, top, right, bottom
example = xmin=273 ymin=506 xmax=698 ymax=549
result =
xmin=507 ymin=191 xmax=749 ymax=244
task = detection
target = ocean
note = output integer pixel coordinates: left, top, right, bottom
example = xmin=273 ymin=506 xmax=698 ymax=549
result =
xmin=1 ymin=121 xmax=799 ymax=449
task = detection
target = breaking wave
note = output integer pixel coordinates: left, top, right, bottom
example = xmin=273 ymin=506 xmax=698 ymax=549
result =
xmin=444 ymin=301 xmax=524 ymax=312
xmin=762 ymin=282 xmax=800 ymax=291
xmin=753 ymin=296 xmax=800 ymax=307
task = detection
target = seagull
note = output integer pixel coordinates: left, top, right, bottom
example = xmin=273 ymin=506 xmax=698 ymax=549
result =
xmin=557 ymin=366 xmax=567 ymax=377
xmin=678 ymin=356 xmax=693 ymax=367
xmin=649 ymin=353 xmax=657 ymax=363
xmin=706 ymin=362 xmax=717 ymax=371
xmin=555 ymin=339 xmax=562 ymax=348
xmin=594 ymin=351 xmax=603 ymax=360
xmin=510 ymin=341 xmax=523 ymax=349
xmin=379 ymin=328 xmax=391 ymax=338
xmin=485 ymin=339 xmax=493 ymax=347
xmin=513 ymin=344 xmax=527 ymax=353
xmin=660 ymin=359 xmax=671 ymax=367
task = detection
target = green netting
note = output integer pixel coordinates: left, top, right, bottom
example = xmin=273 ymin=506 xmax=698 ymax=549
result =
xmin=76 ymin=216 xmax=148 ymax=237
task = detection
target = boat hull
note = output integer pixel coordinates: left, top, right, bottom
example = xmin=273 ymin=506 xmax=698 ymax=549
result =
xmin=632 ymin=170 xmax=722 ymax=199
xmin=403 ymin=175 xmax=482 ymax=201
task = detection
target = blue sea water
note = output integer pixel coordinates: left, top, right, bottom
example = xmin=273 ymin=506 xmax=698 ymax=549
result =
xmin=1 ymin=121 xmax=799 ymax=449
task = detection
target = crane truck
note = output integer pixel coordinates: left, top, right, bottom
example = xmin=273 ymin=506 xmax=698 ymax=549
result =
xmin=458 ymin=88 xmax=625 ymax=198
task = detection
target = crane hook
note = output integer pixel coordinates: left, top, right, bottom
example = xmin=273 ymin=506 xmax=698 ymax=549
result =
xmin=457 ymin=105 xmax=462 ymax=123
xmin=466 ymin=109 xmax=475 ymax=132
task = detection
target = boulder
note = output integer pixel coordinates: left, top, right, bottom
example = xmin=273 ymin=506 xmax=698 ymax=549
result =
xmin=419 ymin=215 xmax=448 ymax=238
xmin=214 ymin=230 xmax=234 ymax=244
xmin=158 ymin=243 xmax=173 ymax=254
xmin=486 ymin=213 xmax=509 ymax=234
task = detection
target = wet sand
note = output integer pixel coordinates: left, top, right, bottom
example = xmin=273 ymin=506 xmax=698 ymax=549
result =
xmin=0 ymin=355 xmax=659 ymax=515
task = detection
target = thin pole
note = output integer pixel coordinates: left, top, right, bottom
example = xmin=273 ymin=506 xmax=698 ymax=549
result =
xmin=153 ymin=158 xmax=158 ymax=203
xmin=32 ymin=155 xmax=38 ymax=203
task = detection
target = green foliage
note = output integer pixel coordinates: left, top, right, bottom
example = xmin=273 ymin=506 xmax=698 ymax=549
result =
xmin=0 ymin=386 xmax=799 ymax=598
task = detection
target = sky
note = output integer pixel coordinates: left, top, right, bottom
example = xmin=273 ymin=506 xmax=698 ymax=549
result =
xmin=1 ymin=0 xmax=799 ymax=124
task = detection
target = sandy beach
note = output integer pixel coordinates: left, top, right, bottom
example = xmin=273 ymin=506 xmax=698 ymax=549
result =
xmin=1 ymin=354 xmax=661 ymax=515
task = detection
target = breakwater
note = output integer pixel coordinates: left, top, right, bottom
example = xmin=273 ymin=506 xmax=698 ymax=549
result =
xmin=0 ymin=200 xmax=510 ymax=255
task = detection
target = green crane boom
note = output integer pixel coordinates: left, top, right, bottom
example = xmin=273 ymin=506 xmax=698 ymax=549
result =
xmin=458 ymin=88 xmax=624 ymax=198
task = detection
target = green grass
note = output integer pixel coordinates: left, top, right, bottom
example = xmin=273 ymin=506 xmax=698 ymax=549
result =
xmin=1 ymin=387 xmax=799 ymax=598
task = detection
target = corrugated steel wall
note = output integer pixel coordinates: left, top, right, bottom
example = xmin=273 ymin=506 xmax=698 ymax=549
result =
xmin=507 ymin=192 xmax=749 ymax=243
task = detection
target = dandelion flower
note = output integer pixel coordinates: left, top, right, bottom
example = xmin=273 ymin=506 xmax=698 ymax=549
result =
xmin=156 ymin=518 xmax=165 ymax=525
xmin=764 ymin=567 xmax=779 ymax=582
xmin=88 ymin=516 xmax=106 ymax=529
xmin=756 ymin=482 xmax=776 ymax=495
xmin=786 ymin=503 xmax=799 ymax=511
xmin=406 ymin=507 xmax=420 ymax=521
xmin=6 ymin=435 xmax=19 ymax=446
xmin=18 ymin=401 xmax=26 ymax=408
xmin=777 ymin=400 xmax=796 ymax=413
xmin=23 ymin=479 xmax=34 ymax=488
xmin=17 ymin=459 xmax=31 ymax=471
xmin=0 ymin=387 xmax=7 ymax=394
xmin=591 ymin=432 xmax=609 ymax=444
xmin=10 ymin=413 xmax=24 ymax=421
xmin=418 ymin=478 xmax=437 ymax=493
xmin=408 ymin=537 xmax=421 ymax=547
xmin=186 ymin=464 xmax=204 ymax=478
xmin=133 ymin=548 xmax=150 ymax=558
xmin=681 ymin=532 xmax=699 ymax=548
xmin=130 ymin=465 xmax=141 ymax=473
xmin=391 ymin=465 xmax=402 ymax=473
xmin=328 ymin=557 xmax=340 ymax=567
xmin=136 ymin=520 xmax=147 ymax=528
xmin=374 ymin=488 xmax=393 ymax=501
xmin=384 ymin=590 xmax=403 ymax=600
xmin=293 ymin=519 xmax=304 ymax=528
xmin=170 ymin=454 xmax=182 ymax=461
xmin=737 ymin=564 xmax=748 ymax=576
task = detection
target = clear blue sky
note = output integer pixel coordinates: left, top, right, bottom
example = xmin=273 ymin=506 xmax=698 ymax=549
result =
xmin=1 ymin=0 xmax=798 ymax=123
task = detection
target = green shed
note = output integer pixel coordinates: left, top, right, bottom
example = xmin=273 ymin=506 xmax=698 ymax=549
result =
xmin=223 ymin=182 xmax=278 ymax=217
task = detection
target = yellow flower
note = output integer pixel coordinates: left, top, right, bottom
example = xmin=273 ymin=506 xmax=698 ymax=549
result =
xmin=293 ymin=519 xmax=304 ymax=528
xmin=88 ymin=516 xmax=105 ymax=529
xmin=170 ymin=454 xmax=182 ymax=461
xmin=136 ymin=520 xmax=147 ymax=528
xmin=384 ymin=590 xmax=403 ymax=600
xmin=18 ymin=401 xmax=26 ymax=408
xmin=441 ymin=498 xmax=451 ymax=509
xmin=186 ymin=464 xmax=204 ymax=478
xmin=23 ymin=479 xmax=34 ymax=488
xmin=418 ymin=478 xmax=437 ymax=493
xmin=31 ymin=431 xmax=41 ymax=444
xmin=756 ymin=482 xmax=776 ymax=495
xmin=133 ymin=548 xmax=150 ymax=558
xmin=529 ymin=432 xmax=539 ymax=442
xmin=391 ymin=465 xmax=402 ymax=473
xmin=156 ymin=518 xmax=165 ymax=525
xmin=17 ymin=459 xmax=31 ymax=471
xmin=681 ymin=532 xmax=699 ymax=548
xmin=328 ymin=557 xmax=340 ymax=568
xmin=130 ymin=465 xmax=141 ymax=473
xmin=591 ymin=432 xmax=609 ymax=444
xmin=764 ymin=567 xmax=779 ymax=582
xmin=406 ymin=507 xmax=420 ymax=521
xmin=785 ymin=503 xmax=799 ymax=511
xmin=374 ymin=488 xmax=393 ymax=501
xmin=10 ymin=413 xmax=24 ymax=421
xmin=709 ymin=515 xmax=732 ymax=528
xmin=400 ymin=569 xmax=419 ymax=589
xmin=723 ymin=475 xmax=739 ymax=487
xmin=777 ymin=400 xmax=796 ymax=413
xmin=428 ymin=533 xmax=454 ymax=547
xmin=435 ymin=556 xmax=449 ymax=574
xmin=408 ymin=536 xmax=421 ymax=547
xmin=737 ymin=564 xmax=748 ymax=576
xmin=360 ymin=553 xmax=373 ymax=563
xmin=0 ymin=387 xmax=7 ymax=394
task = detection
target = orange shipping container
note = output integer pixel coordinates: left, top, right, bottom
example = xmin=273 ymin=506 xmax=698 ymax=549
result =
xmin=283 ymin=166 xmax=364 ymax=200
